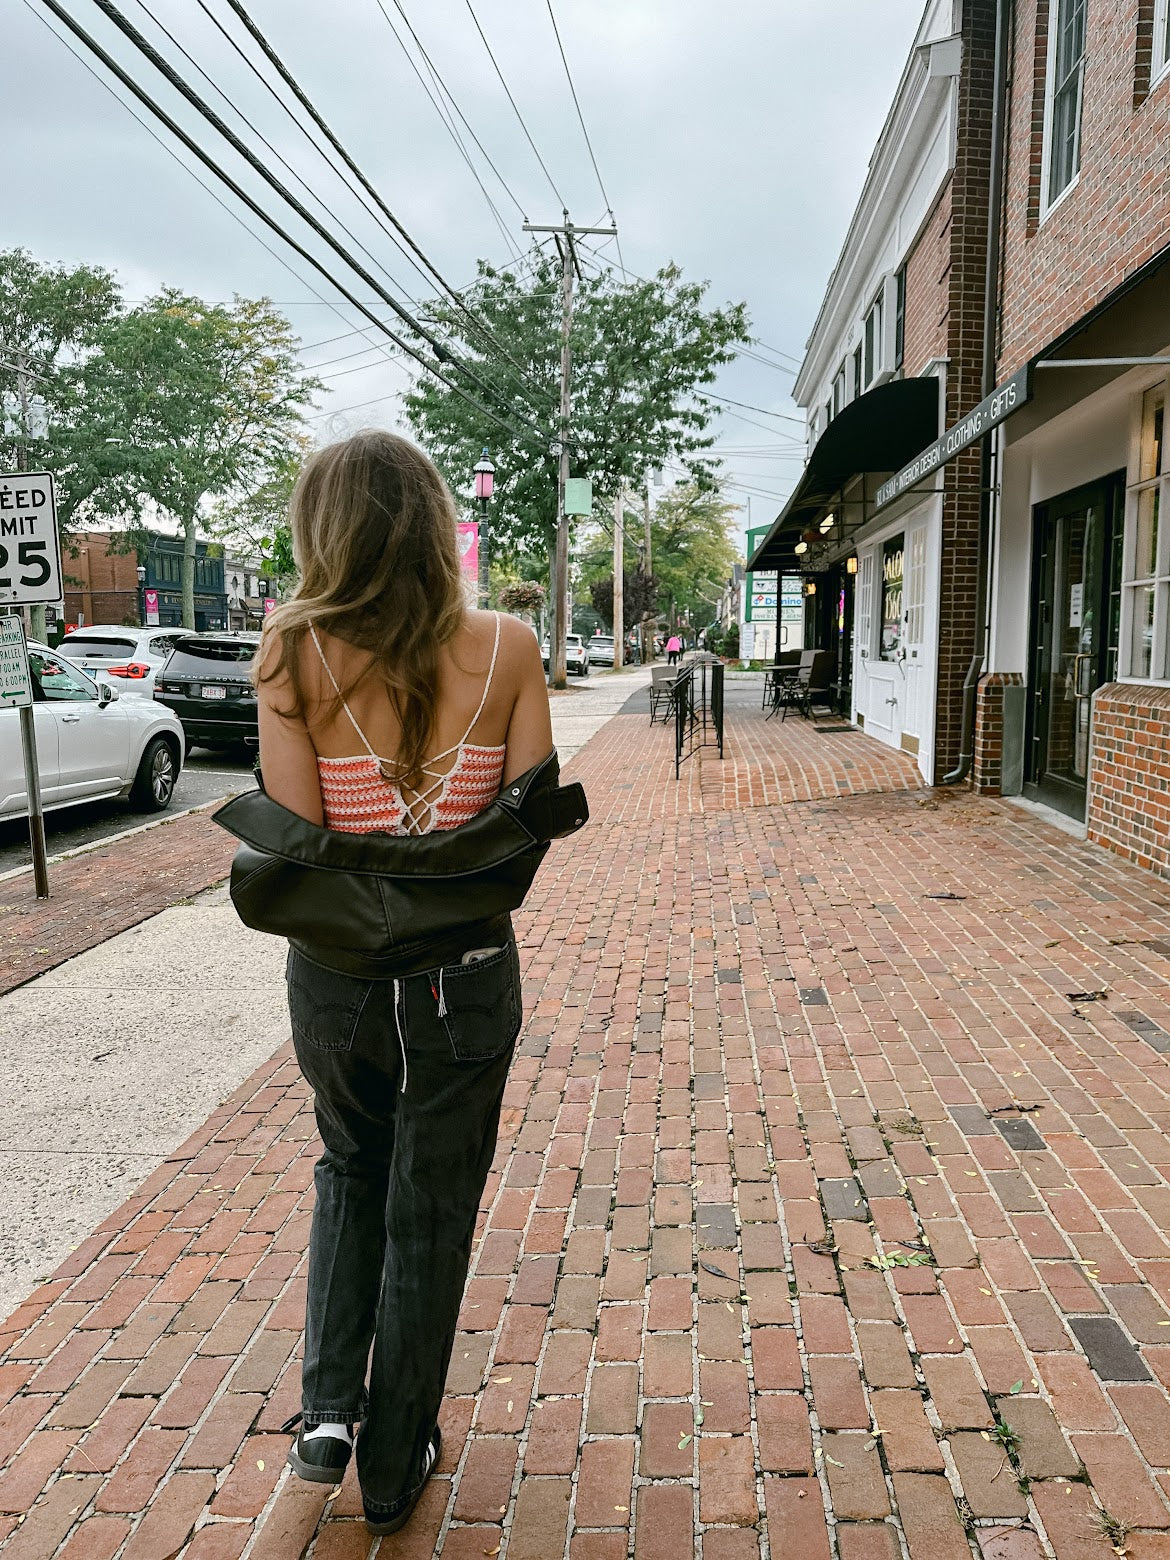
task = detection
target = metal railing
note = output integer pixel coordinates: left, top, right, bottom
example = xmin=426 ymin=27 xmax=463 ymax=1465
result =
xmin=674 ymin=658 xmax=724 ymax=778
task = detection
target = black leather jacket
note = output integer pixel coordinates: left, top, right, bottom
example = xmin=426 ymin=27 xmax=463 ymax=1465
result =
xmin=212 ymin=751 xmax=587 ymax=978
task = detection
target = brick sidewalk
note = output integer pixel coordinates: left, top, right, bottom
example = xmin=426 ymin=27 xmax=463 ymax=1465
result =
xmin=4 ymin=702 xmax=1170 ymax=1558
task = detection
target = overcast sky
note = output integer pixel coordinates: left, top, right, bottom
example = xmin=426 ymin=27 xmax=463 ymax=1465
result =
xmin=4 ymin=0 xmax=924 ymax=541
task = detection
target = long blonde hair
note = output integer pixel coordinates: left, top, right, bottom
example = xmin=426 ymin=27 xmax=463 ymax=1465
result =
xmin=257 ymin=430 xmax=467 ymax=790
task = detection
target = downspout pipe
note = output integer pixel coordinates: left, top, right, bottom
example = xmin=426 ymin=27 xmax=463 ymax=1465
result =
xmin=942 ymin=0 xmax=1011 ymax=784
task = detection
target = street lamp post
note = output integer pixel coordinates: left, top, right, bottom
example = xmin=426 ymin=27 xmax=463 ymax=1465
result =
xmin=473 ymin=449 xmax=495 ymax=608
xmin=136 ymin=564 xmax=146 ymax=627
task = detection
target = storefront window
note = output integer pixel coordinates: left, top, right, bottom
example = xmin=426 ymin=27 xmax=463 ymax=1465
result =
xmin=1123 ymin=386 xmax=1170 ymax=681
xmin=880 ymin=535 xmax=904 ymax=659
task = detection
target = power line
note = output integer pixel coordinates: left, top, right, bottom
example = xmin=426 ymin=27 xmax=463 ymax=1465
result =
xmin=544 ymin=0 xmax=625 ymax=279
xmin=461 ymin=0 xmax=567 ymax=208
xmin=88 ymin=0 xmax=549 ymax=435
xmin=39 ymin=0 xmax=549 ymax=449
xmin=21 ymin=0 xmax=385 ymax=375
xmin=132 ymin=0 xmax=429 ymax=323
xmin=210 ymin=0 xmax=552 ymax=405
xmin=703 ymin=392 xmax=804 ymax=426
xmin=374 ymin=0 xmax=525 ymax=255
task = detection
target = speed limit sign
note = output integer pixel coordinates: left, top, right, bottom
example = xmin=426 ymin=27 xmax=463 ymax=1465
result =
xmin=0 ymin=472 xmax=63 ymax=605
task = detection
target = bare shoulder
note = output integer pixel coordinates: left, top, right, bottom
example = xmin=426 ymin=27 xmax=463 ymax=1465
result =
xmin=461 ymin=609 xmax=541 ymax=671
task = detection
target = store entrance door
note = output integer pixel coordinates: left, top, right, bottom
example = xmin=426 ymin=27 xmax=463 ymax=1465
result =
xmin=1025 ymin=474 xmax=1123 ymax=820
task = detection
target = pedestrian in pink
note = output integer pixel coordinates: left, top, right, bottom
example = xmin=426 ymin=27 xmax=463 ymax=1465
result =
xmin=666 ymin=633 xmax=682 ymax=665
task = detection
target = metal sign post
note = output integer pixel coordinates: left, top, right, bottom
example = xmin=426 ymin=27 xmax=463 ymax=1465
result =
xmin=0 ymin=615 xmax=48 ymax=897
xmin=0 ymin=471 xmax=62 ymax=900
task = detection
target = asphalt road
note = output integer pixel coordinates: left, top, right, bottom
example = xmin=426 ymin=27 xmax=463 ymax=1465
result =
xmin=0 ymin=745 xmax=257 ymax=876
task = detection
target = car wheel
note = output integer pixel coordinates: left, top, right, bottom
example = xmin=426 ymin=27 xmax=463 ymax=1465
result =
xmin=130 ymin=736 xmax=179 ymax=812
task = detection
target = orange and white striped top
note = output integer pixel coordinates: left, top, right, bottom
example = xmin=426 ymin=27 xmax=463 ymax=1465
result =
xmin=311 ymin=615 xmax=506 ymax=836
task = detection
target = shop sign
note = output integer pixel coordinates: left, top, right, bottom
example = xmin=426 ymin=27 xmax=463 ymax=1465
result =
xmin=874 ymin=363 xmax=1032 ymax=511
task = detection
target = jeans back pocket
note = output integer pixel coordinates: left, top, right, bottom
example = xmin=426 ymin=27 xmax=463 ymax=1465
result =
xmin=439 ymin=943 xmax=523 ymax=1062
xmin=287 ymin=949 xmax=372 ymax=1051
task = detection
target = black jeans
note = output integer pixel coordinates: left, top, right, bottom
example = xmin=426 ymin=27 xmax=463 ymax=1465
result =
xmin=286 ymin=940 xmax=522 ymax=1515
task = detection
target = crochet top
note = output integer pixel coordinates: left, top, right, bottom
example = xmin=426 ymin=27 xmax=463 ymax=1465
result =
xmin=310 ymin=614 xmax=506 ymax=836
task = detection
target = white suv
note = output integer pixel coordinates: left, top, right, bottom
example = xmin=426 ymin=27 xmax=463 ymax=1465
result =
xmin=540 ymin=634 xmax=590 ymax=677
xmin=61 ymin=626 xmax=188 ymax=699
xmin=0 ymin=642 xmax=185 ymax=818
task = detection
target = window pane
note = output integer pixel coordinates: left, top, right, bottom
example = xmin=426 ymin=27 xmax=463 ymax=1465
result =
xmin=1135 ymin=486 xmax=1160 ymax=579
xmin=1047 ymin=0 xmax=1085 ymax=200
xmin=1130 ymin=584 xmax=1155 ymax=678
xmin=30 ymin=649 xmax=98 ymax=702
xmin=1140 ymin=389 xmax=1165 ymax=481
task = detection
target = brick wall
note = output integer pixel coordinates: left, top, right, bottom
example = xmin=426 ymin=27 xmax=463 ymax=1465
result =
xmin=64 ymin=533 xmax=140 ymax=627
xmin=998 ymin=0 xmax=1170 ymax=372
xmin=1087 ymin=683 xmax=1170 ymax=877
xmin=901 ymin=182 xmax=952 ymax=379
xmin=974 ymin=671 xmax=1025 ymax=793
xmin=934 ymin=0 xmax=998 ymax=780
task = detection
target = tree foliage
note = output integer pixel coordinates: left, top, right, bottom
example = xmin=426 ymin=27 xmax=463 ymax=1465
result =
xmin=588 ymin=567 xmax=659 ymax=631
xmin=210 ymin=438 xmax=308 ymax=592
xmin=0 ymin=248 xmax=124 ymax=537
xmin=403 ymin=255 xmax=749 ymax=581
xmin=88 ymin=292 xmax=319 ymax=624
xmin=650 ymin=484 xmax=740 ymax=629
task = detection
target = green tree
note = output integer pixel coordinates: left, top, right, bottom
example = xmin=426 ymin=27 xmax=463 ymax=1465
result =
xmin=0 ymin=250 xmax=130 ymax=634
xmin=650 ymin=484 xmax=740 ymax=630
xmin=210 ymin=438 xmax=308 ymax=595
xmin=91 ymin=291 xmax=319 ymax=626
xmin=403 ymin=255 xmax=749 ymax=591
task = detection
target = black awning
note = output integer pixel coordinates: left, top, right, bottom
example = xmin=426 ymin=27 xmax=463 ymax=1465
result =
xmin=746 ymin=376 xmax=940 ymax=571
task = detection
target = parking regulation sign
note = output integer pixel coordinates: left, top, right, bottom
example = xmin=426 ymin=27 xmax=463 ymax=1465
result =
xmin=0 ymin=615 xmax=33 ymax=708
xmin=0 ymin=472 xmax=63 ymax=605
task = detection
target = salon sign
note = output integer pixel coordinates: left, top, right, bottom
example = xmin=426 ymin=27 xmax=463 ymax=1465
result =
xmin=0 ymin=472 xmax=63 ymax=605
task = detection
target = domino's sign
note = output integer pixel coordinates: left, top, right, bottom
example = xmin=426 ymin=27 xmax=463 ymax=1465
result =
xmin=0 ymin=472 xmax=63 ymax=605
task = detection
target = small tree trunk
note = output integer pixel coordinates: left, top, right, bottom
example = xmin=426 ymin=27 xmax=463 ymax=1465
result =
xmin=182 ymin=513 xmax=197 ymax=629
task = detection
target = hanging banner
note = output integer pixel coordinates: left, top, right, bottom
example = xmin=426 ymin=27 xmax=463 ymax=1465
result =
xmin=456 ymin=521 xmax=479 ymax=606
xmin=144 ymin=588 xmax=160 ymax=626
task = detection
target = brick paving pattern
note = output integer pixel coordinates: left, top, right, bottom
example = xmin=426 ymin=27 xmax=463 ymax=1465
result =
xmin=4 ymin=693 xmax=1170 ymax=1557
xmin=0 ymin=809 xmax=236 ymax=997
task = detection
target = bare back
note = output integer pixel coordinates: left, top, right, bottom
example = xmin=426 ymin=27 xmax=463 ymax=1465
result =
xmin=257 ymin=609 xmax=553 ymax=829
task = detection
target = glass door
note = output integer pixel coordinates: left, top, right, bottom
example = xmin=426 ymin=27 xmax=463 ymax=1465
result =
xmin=1025 ymin=475 xmax=1123 ymax=818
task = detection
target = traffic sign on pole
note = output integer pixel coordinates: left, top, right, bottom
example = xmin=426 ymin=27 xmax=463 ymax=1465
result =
xmin=0 ymin=472 xmax=64 ymax=606
xmin=0 ymin=615 xmax=34 ymax=707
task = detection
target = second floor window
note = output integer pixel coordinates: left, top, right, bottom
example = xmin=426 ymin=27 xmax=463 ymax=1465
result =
xmin=863 ymin=292 xmax=883 ymax=389
xmin=1044 ymin=0 xmax=1086 ymax=208
xmin=831 ymin=364 xmax=847 ymax=417
xmin=894 ymin=268 xmax=906 ymax=371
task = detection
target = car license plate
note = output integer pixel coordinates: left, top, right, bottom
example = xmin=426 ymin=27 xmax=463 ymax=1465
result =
xmin=200 ymin=685 xmax=227 ymax=700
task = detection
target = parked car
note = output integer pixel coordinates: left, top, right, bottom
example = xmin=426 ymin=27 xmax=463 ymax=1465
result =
xmin=540 ymin=634 xmax=590 ymax=677
xmin=153 ymin=633 xmax=261 ymax=751
xmin=0 ymin=642 xmax=184 ymax=819
xmin=588 ymin=633 xmax=615 ymax=666
xmin=61 ymin=626 xmax=189 ymax=699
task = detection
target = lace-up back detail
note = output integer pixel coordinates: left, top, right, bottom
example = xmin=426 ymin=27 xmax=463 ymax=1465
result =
xmin=311 ymin=615 xmax=506 ymax=835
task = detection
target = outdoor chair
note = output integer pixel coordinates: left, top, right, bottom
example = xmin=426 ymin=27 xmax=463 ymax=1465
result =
xmin=762 ymin=649 xmax=803 ymax=713
xmin=775 ymin=650 xmax=837 ymax=721
xmin=765 ymin=650 xmax=813 ymax=719
xmin=649 ymin=663 xmax=685 ymax=724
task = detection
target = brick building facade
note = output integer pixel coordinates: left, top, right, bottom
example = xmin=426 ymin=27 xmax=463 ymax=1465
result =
xmin=978 ymin=0 xmax=1170 ymax=875
xmin=747 ymin=0 xmax=998 ymax=786
xmin=63 ymin=532 xmax=140 ymax=629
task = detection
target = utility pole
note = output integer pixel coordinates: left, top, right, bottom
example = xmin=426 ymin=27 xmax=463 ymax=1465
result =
xmin=523 ymin=213 xmax=616 ymax=688
xmin=612 ymin=488 xmax=624 ymax=670
xmin=642 ymin=483 xmax=653 ymax=663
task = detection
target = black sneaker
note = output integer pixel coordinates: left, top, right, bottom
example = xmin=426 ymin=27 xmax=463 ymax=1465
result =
xmin=283 ymin=1414 xmax=353 ymax=1485
xmin=363 ymin=1426 xmax=442 ymax=1536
